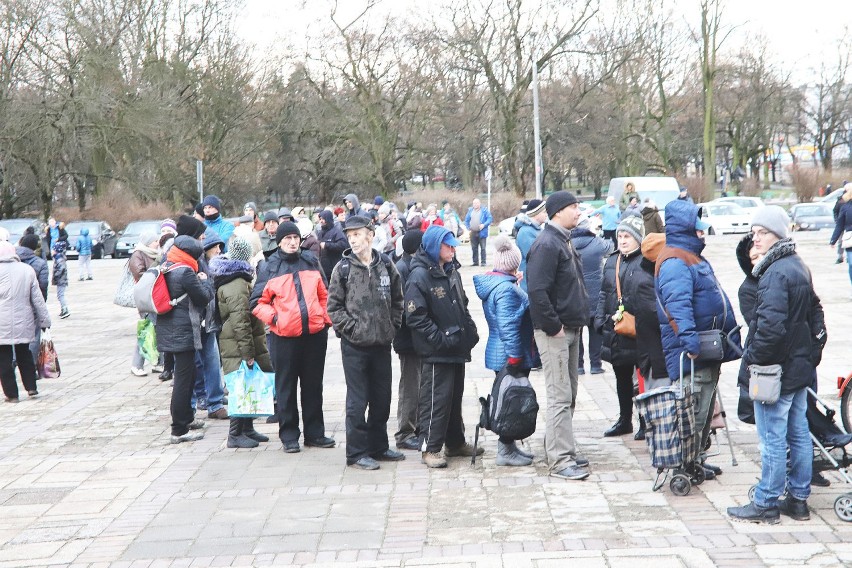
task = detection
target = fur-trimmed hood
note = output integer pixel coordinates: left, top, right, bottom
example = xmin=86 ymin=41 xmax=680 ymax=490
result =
xmin=752 ymin=237 xmax=796 ymax=279
xmin=209 ymin=256 xmax=253 ymax=288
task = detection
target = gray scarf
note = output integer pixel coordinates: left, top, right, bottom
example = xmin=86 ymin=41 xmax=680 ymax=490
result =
xmin=752 ymin=237 xmax=796 ymax=279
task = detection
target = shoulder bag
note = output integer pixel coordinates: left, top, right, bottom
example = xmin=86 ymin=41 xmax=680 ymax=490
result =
xmin=612 ymin=255 xmax=636 ymax=338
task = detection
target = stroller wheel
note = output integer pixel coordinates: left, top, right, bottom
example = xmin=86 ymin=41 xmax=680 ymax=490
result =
xmin=748 ymin=484 xmax=757 ymax=502
xmin=834 ymin=494 xmax=852 ymax=522
xmin=670 ymin=473 xmax=691 ymax=496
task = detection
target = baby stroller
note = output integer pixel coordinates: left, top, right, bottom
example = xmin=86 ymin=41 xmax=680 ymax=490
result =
xmin=635 ymin=354 xmax=705 ymax=496
xmin=748 ymin=387 xmax=852 ymax=521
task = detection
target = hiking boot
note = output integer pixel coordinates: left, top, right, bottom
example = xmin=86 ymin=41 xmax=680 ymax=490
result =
xmin=208 ymin=407 xmax=228 ymax=420
xmin=778 ymin=496 xmax=810 ymax=521
xmin=445 ymin=442 xmax=484 ymax=457
xmin=188 ymin=420 xmax=205 ymax=430
xmin=604 ymin=417 xmax=633 ymax=437
xmin=550 ymin=465 xmax=590 ymax=480
xmin=130 ymin=367 xmax=147 ymax=377
xmin=304 ymin=436 xmax=336 ymax=448
xmin=242 ymin=419 xmax=268 ymax=442
xmin=812 ymin=471 xmax=831 ymax=487
xmin=282 ymin=441 xmax=300 ymax=453
xmin=495 ymin=441 xmax=533 ymax=467
xmin=421 ymin=451 xmax=447 ymax=468
xmin=396 ymin=437 xmax=420 ymax=451
xmin=373 ymin=449 xmax=406 ymax=461
xmin=350 ymin=456 xmax=380 ymax=470
xmin=170 ymin=431 xmax=204 ymax=444
xmin=726 ymin=502 xmax=780 ymax=524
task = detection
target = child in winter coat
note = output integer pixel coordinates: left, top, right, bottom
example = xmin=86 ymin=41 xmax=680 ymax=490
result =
xmin=76 ymin=228 xmax=93 ymax=280
xmin=52 ymin=235 xmax=70 ymax=318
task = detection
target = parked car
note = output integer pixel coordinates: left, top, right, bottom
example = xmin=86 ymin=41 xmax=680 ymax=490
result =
xmin=65 ymin=220 xmax=117 ymax=259
xmin=789 ymin=203 xmax=835 ymax=231
xmin=498 ymin=215 xmax=519 ymax=237
xmin=114 ymin=220 xmax=163 ymax=258
xmin=713 ymin=196 xmax=765 ymax=218
xmin=821 ymin=187 xmax=845 ymax=207
xmin=0 ymin=218 xmax=45 ymax=247
xmin=701 ymin=201 xmax=751 ymax=235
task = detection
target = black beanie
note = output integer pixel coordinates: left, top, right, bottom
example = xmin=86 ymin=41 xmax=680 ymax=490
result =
xmin=402 ymin=230 xmax=423 ymax=255
xmin=194 ymin=202 xmax=205 ymax=216
xmin=545 ymin=191 xmax=579 ymax=218
xmin=20 ymin=234 xmax=40 ymax=251
xmin=275 ymin=221 xmax=301 ymax=244
xmin=176 ymin=214 xmax=206 ymax=238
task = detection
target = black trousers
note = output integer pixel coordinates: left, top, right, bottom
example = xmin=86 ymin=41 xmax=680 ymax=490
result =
xmin=418 ymin=362 xmax=466 ymax=453
xmin=613 ymin=363 xmax=634 ymax=421
xmin=0 ymin=344 xmax=37 ymax=399
xmin=170 ymin=350 xmax=197 ymax=436
xmin=341 ymin=340 xmax=392 ymax=463
xmin=603 ymin=229 xmax=617 ymax=246
xmin=270 ymin=330 xmax=328 ymax=444
xmin=470 ymin=234 xmax=486 ymax=265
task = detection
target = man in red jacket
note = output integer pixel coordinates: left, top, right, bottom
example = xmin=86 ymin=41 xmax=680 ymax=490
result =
xmin=250 ymin=221 xmax=336 ymax=453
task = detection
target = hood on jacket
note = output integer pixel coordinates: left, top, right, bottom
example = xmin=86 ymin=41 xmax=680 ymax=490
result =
xmin=319 ymin=209 xmax=334 ymax=227
xmin=421 ymin=225 xmax=454 ymax=265
xmin=209 ymin=256 xmax=253 ymax=286
xmin=344 ymin=193 xmax=362 ymax=212
xmin=569 ymin=226 xmax=597 ymax=247
xmin=173 ymin=235 xmax=204 ymax=259
xmin=15 ymin=246 xmax=35 ymax=262
xmin=473 ymin=271 xmax=516 ymax=301
xmin=513 ymin=213 xmax=540 ymax=231
xmin=664 ymin=199 xmax=706 ymax=255
xmin=736 ymin=233 xmax=755 ymax=278
xmin=80 ymin=228 xmax=89 ymax=236
xmin=640 ymin=232 xmax=665 ymax=263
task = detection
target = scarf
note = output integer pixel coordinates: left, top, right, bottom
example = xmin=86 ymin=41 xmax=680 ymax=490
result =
xmin=166 ymin=246 xmax=199 ymax=272
xmin=135 ymin=242 xmax=160 ymax=260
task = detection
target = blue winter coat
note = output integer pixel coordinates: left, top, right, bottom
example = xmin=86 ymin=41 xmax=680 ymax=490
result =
xmin=464 ymin=206 xmax=493 ymax=239
xmin=655 ymin=199 xmax=741 ymax=379
xmin=571 ymin=227 xmax=614 ymax=317
xmin=515 ymin=215 xmax=542 ymax=291
xmin=204 ymin=215 xmax=235 ymax=252
xmin=76 ymin=228 xmax=93 ymax=255
xmin=473 ymin=271 xmax=539 ymax=372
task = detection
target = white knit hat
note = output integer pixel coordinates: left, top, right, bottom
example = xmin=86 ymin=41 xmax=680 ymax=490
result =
xmin=492 ymin=235 xmax=522 ymax=273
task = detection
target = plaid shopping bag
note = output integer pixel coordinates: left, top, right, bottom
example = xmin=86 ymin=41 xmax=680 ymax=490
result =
xmin=636 ymin=386 xmax=682 ymax=468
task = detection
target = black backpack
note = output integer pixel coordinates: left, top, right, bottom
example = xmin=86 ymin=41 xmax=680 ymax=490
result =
xmin=474 ymin=368 xmax=539 ymax=462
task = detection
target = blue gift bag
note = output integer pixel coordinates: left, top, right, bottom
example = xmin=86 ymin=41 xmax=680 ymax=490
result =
xmin=224 ymin=361 xmax=275 ymax=417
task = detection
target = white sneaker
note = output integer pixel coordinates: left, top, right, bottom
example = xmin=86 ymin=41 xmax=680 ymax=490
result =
xmin=130 ymin=367 xmax=147 ymax=377
xmin=170 ymin=431 xmax=204 ymax=444
xmin=151 ymin=365 xmax=164 ymax=373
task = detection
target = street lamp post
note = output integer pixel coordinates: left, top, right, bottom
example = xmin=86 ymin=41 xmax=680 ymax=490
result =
xmin=531 ymin=35 xmax=543 ymax=201
xmin=776 ymin=136 xmax=784 ymax=184
xmin=196 ymin=159 xmax=204 ymax=202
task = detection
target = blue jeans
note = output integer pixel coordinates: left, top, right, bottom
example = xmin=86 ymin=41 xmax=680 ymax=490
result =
xmin=191 ymin=331 xmax=225 ymax=412
xmin=753 ymin=387 xmax=811 ymax=507
xmin=847 ymin=250 xmax=852 ymax=286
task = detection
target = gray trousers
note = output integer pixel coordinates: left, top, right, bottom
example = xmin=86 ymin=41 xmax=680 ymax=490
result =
xmin=394 ymin=353 xmax=421 ymax=444
xmin=535 ymin=327 xmax=582 ymax=472
xmin=692 ymin=364 xmax=721 ymax=459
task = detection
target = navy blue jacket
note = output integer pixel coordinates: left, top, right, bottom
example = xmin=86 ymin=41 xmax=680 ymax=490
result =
xmin=572 ymin=227 xmax=614 ymax=318
xmin=473 ymin=271 xmax=539 ymax=372
xmin=830 ymin=200 xmax=852 ymax=246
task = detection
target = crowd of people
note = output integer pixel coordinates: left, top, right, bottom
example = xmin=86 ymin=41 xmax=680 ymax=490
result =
xmin=2 ymin=183 xmax=848 ymax=526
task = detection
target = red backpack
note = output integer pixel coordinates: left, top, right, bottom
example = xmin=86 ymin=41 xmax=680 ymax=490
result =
xmin=133 ymin=263 xmax=190 ymax=315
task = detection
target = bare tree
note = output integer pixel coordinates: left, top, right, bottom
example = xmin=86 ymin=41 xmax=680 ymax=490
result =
xmin=803 ymin=37 xmax=852 ymax=171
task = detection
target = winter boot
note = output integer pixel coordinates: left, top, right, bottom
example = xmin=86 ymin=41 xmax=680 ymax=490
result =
xmin=227 ymin=418 xmax=259 ymax=449
xmin=508 ymin=440 xmax=534 ymax=459
xmin=495 ymin=441 xmax=533 ymax=466
xmin=242 ymin=418 xmax=269 ymax=442
xmin=634 ymin=415 xmax=647 ymax=440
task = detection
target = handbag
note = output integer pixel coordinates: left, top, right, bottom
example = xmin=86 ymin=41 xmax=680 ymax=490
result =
xmin=37 ymin=329 xmax=61 ymax=379
xmin=842 ymin=230 xmax=852 ymax=250
xmin=748 ymin=363 xmax=782 ymax=404
xmin=136 ymin=319 xmax=159 ymax=365
xmin=224 ymin=361 xmax=275 ymax=417
xmin=113 ymin=261 xmax=136 ymax=308
xmin=612 ymin=255 xmax=636 ymax=338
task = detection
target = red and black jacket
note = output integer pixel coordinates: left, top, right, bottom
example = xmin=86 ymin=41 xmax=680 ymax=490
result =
xmin=250 ymin=249 xmax=332 ymax=337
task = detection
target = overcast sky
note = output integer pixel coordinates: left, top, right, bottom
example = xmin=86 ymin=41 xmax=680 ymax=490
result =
xmin=235 ymin=0 xmax=850 ymax=83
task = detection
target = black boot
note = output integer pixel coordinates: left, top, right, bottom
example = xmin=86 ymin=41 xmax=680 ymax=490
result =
xmin=227 ymin=418 xmax=259 ymax=448
xmin=242 ymin=418 xmax=269 ymax=442
xmin=634 ymin=415 xmax=646 ymax=440
xmin=604 ymin=417 xmax=633 ymax=437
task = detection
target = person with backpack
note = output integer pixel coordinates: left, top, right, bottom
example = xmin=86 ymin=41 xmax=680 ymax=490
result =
xmin=154 ymin=235 xmax=215 ymax=444
xmin=129 ymin=232 xmax=162 ymax=377
xmin=327 ymin=216 xmax=405 ymax=470
xmin=473 ymin=235 xmax=539 ymax=466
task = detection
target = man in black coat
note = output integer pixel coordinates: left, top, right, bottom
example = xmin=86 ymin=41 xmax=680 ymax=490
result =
xmin=404 ymin=225 xmax=479 ymax=468
xmin=728 ymin=206 xmax=826 ymax=525
xmin=317 ymin=210 xmax=348 ymax=277
xmin=526 ymin=191 xmax=590 ymax=481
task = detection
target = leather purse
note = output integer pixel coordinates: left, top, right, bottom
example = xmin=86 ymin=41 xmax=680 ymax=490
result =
xmin=612 ymin=255 xmax=636 ymax=338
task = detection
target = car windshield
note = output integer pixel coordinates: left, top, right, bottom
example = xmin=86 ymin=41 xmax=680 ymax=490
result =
xmin=0 ymin=219 xmax=35 ymax=233
xmin=728 ymin=199 xmax=758 ymax=208
xmin=122 ymin=221 xmax=161 ymax=237
xmin=65 ymin=222 xmax=100 ymax=237
xmin=795 ymin=205 xmax=831 ymax=217
xmin=708 ymin=203 xmax=745 ymax=216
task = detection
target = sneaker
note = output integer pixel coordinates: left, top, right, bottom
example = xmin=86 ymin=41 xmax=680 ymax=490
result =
xmin=373 ymin=449 xmax=406 ymax=461
xmin=130 ymin=367 xmax=147 ymax=377
xmin=5 ymin=397 xmax=19 ymax=403
xmin=350 ymin=456 xmax=380 ymax=470
xmin=59 ymin=309 xmax=70 ymax=319
xmin=304 ymin=436 xmax=336 ymax=448
xmin=282 ymin=441 xmax=301 ymax=453
xmin=27 ymin=390 xmax=38 ymax=397
xmin=550 ymin=465 xmax=590 ymax=480
xmin=421 ymin=451 xmax=447 ymax=468
xmin=778 ymin=496 xmax=810 ymax=521
xmin=577 ymin=368 xmax=585 ymax=376
xmin=727 ymin=502 xmax=780 ymax=524
xmin=574 ymin=455 xmax=589 ymax=467
xmin=170 ymin=431 xmax=204 ymax=444
xmin=208 ymin=408 xmax=228 ymax=419
xmin=396 ymin=437 xmax=420 ymax=451
xmin=590 ymin=367 xmax=605 ymax=375
xmin=188 ymin=420 xmax=206 ymax=430
xmin=86 ymin=277 xmax=93 ymax=281
xmin=445 ymin=442 xmax=484 ymax=457
xmin=151 ymin=365 xmax=164 ymax=373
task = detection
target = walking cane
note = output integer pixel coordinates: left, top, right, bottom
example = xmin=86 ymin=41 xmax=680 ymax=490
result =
xmin=715 ymin=392 xmax=738 ymax=466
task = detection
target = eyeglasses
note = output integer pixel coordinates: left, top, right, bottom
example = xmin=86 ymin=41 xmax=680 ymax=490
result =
xmin=751 ymin=229 xmax=771 ymax=239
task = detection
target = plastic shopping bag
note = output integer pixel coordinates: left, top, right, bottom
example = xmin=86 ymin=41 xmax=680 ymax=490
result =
xmin=225 ymin=361 xmax=275 ymax=417
xmin=136 ymin=319 xmax=159 ymax=365
xmin=38 ymin=329 xmax=61 ymax=379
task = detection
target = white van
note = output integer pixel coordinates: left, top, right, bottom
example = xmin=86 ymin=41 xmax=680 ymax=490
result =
xmin=607 ymin=176 xmax=681 ymax=213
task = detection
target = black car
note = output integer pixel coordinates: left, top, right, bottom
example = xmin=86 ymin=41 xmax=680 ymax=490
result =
xmin=789 ymin=203 xmax=834 ymax=231
xmin=65 ymin=220 xmax=118 ymax=259
xmin=0 ymin=218 xmax=46 ymax=248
